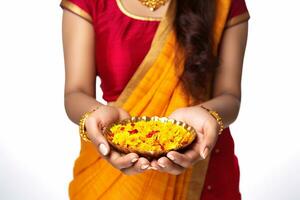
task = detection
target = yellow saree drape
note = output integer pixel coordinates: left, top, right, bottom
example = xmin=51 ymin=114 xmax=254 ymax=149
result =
xmin=69 ymin=0 xmax=232 ymax=199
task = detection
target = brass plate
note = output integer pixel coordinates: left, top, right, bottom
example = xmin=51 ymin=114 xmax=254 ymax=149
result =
xmin=103 ymin=116 xmax=197 ymax=159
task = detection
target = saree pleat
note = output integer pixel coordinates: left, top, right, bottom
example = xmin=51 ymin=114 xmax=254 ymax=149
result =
xmin=124 ymin=35 xmax=179 ymax=117
xmin=69 ymin=0 xmax=232 ymax=199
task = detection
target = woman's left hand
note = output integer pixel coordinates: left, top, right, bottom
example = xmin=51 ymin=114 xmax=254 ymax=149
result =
xmin=149 ymin=105 xmax=221 ymax=175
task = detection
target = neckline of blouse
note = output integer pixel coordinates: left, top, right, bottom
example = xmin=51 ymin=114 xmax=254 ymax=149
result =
xmin=116 ymin=0 xmax=163 ymax=21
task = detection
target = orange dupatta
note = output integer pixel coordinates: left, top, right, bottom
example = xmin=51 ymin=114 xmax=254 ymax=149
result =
xmin=69 ymin=0 xmax=232 ymax=199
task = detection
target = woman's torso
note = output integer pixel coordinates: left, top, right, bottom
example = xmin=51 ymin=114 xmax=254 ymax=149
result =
xmin=84 ymin=0 xmax=249 ymax=103
xmin=93 ymin=3 xmax=245 ymax=197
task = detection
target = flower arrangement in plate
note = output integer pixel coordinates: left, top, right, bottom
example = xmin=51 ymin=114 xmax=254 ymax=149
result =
xmin=103 ymin=116 xmax=197 ymax=159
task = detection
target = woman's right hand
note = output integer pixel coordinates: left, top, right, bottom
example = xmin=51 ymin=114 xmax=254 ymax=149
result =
xmin=84 ymin=105 xmax=151 ymax=175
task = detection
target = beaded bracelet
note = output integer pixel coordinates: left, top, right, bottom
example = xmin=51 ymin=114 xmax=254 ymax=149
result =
xmin=200 ymin=105 xmax=225 ymax=135
xmin=79 ymin=106 xmax=102 ymax=142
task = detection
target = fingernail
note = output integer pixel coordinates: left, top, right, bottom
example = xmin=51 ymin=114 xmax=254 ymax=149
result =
xmin=99 ymin=143 xmax=108 ymax=156
xmin=158 ymin=163 xmax=165 ymax=168
xmin=148 ymin=166 xmax=158 ymax=170
xmin=167 ymin=154 xmax=175 ymax=161
xmin=201 ymin=147 xmax=209 ymax=159
xmin=131 ymin=158 xmax=138 ymax=163
xmin=141 ymin=164 xmax=149 ymax=170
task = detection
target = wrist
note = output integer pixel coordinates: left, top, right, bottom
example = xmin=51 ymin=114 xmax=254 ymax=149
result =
xmin=200 ymin=105 xmax=225 ymax=135
xmin=79 ymin=105 xmax=103 ymax=142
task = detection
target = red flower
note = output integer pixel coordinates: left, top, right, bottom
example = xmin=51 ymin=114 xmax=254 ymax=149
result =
xmin=159 ymin=143 xmax=165 ymax=151
xmin=128 ymin=129 xmax=138 ymax=134
xmin=146 ymin=130 xmax=159 ymax=138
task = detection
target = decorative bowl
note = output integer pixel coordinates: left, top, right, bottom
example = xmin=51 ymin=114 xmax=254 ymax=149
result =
xmin=103 ymin=116 xmax=197 ymax=159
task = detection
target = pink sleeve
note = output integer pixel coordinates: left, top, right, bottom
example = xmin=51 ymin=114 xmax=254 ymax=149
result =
xmin=225 ymin=0 xmax=250 ymax=28
xmin=60 ymin=0 xmax=96 ymax=24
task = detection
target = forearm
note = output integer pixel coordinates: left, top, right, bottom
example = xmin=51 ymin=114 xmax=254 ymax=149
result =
xmin=64 ymin=91 xmax=104 ymax=125
xmin=198 ymin=93 xmax=241 ymax=128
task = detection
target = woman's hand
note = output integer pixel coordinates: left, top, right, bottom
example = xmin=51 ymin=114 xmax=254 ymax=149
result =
xmin=85 ymin=105 xmax=151 ymax=175
xmin=150 ymin=105 xmax=220 ymax=175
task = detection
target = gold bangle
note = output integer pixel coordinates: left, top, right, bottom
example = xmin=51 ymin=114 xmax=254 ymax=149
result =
xmin=200 ymin=105 xmax=225 ymax=135
xmin=79 ymin=106 xmax=101 ymax=142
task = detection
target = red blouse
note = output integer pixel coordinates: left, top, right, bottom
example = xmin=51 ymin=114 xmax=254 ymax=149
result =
xmin=60 ymin=0 xmax=250 ymax=102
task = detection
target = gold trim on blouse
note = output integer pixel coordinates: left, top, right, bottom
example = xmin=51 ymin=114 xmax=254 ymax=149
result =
xmin=226 ymin=12 xmax=250 ymax=28
xmin=60 ymin=0 xmax=93 ymax=23
xmin=116 ymin=0 xmax=163 ymax=21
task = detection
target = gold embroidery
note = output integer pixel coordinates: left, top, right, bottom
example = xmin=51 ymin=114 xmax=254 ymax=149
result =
xmin=138 ymin=0 xmax=169 ymax=11
xmin=226 ymin=12 xmax=250 ymax=28
xmin=60 ymin=0 xmax=93 ymax=23
xmin=116 ymin=0 xmax=163 ymax=21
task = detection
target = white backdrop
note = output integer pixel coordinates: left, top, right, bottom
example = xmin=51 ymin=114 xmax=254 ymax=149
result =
xmin=0 ymin=0 xmax=299 ymax=199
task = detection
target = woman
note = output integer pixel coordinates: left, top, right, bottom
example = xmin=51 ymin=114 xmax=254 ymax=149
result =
xmin=60 ymin=0 xmax=250 ymax=199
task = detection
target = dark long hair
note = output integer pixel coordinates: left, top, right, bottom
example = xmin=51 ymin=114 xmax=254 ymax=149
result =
xmin=174 ymin=0 xmax=219 ymax=102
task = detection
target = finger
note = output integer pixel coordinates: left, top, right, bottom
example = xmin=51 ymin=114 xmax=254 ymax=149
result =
xmin=200 ymin=123 xmax=219 ymax=159
xmin=151 ymin=157 xmax=183 ymax=172
xmin=108 ymin=151 xmax=139 ymax=170
xmin=121 ymin=157 xmax=150 ymax=175
xmin=157 ymin=157 xmax=185 ymax=175
xmin=150 ymin=160 xmax=161 ymax=171
xmin=135 ymin=157 xmax=150 ymax=171
xmin=117 ymin=108 xmax=131 ymax=120
xmin=85 ymin=116 xmax=110 ymax=156
xmin=166 ymin=150 xmax=200 ymax=168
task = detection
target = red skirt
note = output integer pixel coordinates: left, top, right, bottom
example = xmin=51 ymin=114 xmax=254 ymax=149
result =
xmin=200 ymin=127 xmax=241 ymax=200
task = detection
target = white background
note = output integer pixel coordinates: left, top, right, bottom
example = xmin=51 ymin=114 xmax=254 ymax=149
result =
xmin=0 ymin=0 xmax=299 ymax=199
